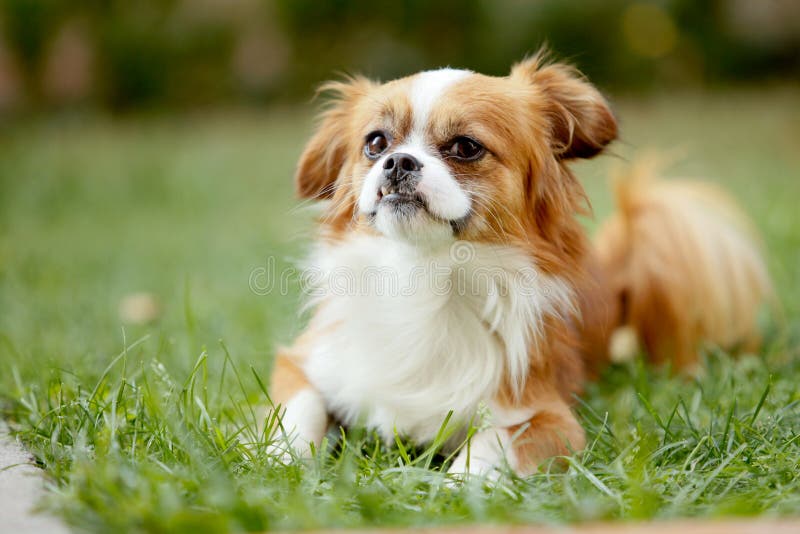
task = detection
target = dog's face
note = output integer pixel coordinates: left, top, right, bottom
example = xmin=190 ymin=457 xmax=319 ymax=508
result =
xmin=296 ymin=55 xmax=617 ymax=251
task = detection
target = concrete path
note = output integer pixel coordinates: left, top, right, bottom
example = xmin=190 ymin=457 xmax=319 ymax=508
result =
xmin=0 ymin=424 xmax=69 ymax=534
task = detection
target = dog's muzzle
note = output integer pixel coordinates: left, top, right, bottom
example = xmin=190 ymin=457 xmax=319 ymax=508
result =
xmin=378 ymin=152 xmax=423 ymax=199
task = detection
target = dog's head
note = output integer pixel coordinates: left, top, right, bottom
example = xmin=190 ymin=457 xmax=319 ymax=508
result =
xmin=295 ymin=54 xmax=617 ymax=255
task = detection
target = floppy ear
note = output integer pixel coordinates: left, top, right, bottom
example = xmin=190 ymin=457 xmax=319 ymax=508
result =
xmin=295 ymin=76 xmax=374 ymax=199
xmin=511 ymin=54 xmax=617 ymax=159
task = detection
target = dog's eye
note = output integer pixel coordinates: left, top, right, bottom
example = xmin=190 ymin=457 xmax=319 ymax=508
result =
xmin=444 ymin=136 xmax=484 ymax=161
xmin=364 ymin=131 xmax=390 ymax=159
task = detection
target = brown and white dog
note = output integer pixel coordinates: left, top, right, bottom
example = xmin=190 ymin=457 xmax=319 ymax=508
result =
xmin=267 ymin=54 xmax=773 ymax=477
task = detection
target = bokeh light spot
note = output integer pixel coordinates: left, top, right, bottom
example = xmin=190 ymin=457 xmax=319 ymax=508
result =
xmin=622 ymin=3 xmax=679 ymax=58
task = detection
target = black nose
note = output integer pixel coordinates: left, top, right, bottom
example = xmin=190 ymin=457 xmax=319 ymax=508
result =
xmin=383 ymin=152 xmax=422 ymax=184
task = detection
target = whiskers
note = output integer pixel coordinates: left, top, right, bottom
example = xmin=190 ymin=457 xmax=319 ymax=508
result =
xmin=465 ymin=182 xmax=530 ymax=246
xmin=288 ymin=181 xmax=340 ymax=216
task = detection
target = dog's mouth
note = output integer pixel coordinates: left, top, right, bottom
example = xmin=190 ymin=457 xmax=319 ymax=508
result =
xmin=373 ymin=187 xmax=470 ymax=234
xmin=375 ymin=181 xmax=426 ymax=214
xmin=377 ymin=190 xmax=425 ymax=209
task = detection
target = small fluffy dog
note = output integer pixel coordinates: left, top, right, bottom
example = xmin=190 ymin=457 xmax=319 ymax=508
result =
xmin=268 ymin=54 xmax=772 ymax=477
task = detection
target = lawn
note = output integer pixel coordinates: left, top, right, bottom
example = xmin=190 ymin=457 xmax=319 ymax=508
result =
xmin=1 ymin=86 xmax=799 ymax=532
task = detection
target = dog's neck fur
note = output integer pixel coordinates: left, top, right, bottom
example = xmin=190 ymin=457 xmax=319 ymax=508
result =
xmin=300 ymin=233 xmax=574 ymax=444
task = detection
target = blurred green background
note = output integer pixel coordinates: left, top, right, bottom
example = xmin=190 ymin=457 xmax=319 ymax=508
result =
xmin=0 ymin=0 xmax=798 ymax=113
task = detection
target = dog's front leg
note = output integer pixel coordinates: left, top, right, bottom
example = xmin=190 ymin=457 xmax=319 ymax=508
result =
xmin=267 ymin=353 xmax=328 ymax=460
xmin=448 ymin=395 xmax=584 ymax=479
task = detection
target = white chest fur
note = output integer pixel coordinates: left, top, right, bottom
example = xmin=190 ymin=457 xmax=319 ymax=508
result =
xmin=300 ymin=235 xmax=573 ymax=444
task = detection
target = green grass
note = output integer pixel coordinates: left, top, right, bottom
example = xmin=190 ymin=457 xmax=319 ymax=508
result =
xmin=1 ymin=87 xmax=799 ymax=532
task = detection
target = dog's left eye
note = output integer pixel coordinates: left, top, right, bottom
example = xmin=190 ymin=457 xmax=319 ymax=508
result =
xmin=443 ymin=137 xmax=485 ymax=161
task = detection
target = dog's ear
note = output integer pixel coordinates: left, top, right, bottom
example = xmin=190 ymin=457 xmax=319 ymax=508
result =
xmin=511 ymin=54 xmax=617 ymax=159
xmin=295 ymin=76 xmax=374 ymax=199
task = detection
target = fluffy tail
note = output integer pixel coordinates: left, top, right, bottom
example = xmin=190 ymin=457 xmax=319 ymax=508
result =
xmin=594 ymin=156 xmax=774 ymax=370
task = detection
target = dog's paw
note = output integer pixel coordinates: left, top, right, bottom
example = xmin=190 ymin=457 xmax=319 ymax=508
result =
xmin=265 ymin=434 xmax=314 ymax=465
xmin=266 ymin=388 xmax=328 ymax=464
xmin=447 ymin=427 xmax=515 ymax=482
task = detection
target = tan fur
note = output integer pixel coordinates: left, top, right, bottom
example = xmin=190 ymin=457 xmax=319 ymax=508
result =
xmin=269 ymin=317 xmax=341 ymax=405
xmin=269 ymin=352 xmax=312 ymax=406
xmin=295 ymin=76 xmax=377 ymax=200
xmin=272 ymin=53 xmax=773 ymax=473
xmin=510 ymin=55 xmax=618 ymax=159
xmin=509 ymin=397 xmax=586 ymax=472
xmin=594 ymin=157 xmax=774 ymax=370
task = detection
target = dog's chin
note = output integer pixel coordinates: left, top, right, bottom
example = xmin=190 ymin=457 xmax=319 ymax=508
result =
xmin=373 ymin=195 xmax=455 ymax=245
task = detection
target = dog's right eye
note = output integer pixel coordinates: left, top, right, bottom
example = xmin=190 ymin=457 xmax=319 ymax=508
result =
xmin=364 ymin=131 xmax=390 ymax=159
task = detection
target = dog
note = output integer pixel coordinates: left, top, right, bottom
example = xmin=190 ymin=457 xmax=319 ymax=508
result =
xmin=267 ymin=53 xmax=773 ymax=477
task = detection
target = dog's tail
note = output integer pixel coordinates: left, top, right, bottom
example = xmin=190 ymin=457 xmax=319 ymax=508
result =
xmin=593 ymin=155 xmax=774 ymax=370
